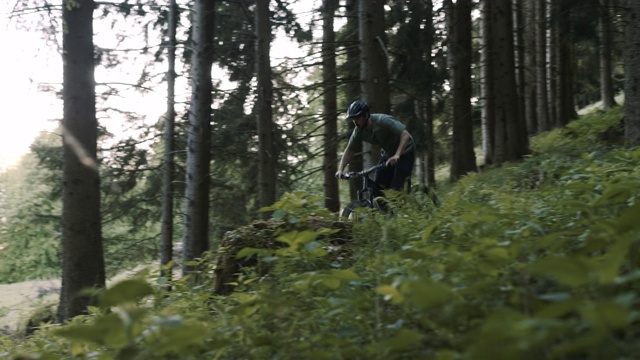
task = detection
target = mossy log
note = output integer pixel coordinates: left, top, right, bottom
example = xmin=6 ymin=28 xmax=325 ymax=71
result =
xmin=212 ymin=218 xmax=352 ymax=295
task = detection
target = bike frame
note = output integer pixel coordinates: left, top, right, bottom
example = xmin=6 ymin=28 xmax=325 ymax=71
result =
xmin=340 ymin=163 xmax=440 ymax=219
xmin=340 ymin=163 xmax=389 ymax=218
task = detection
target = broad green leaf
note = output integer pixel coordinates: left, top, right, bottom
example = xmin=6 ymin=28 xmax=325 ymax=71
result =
xmin=369 ymin=328 xmax=423 ymax=352
xmin=277 ymin=230 xmax=318 ymax=248
xmin=271 ymin=208 xmax=286 ymax=221
xmin=100 ymin=279 xmax=155 ymax=308
xmin=450 ymin=222 xmax=464 ymax=236
xmin=594 ymin=237 xmax=631 ymax=284
xmin=148 ymin=319 xmax=208 ymax=354
xmin=70 ymin=343 xmax=86 ymax=357
xmin=236 ymin=247 xmax=262 ymax=259
xmin=310 ymin=246 xmax=328 ymax=257
xmin=528 ymin=256 xmax=591 ymax=287
xmin=615 ymin=270 xmax=640 ymax=284
xmin=329 ymin=269 xmax=361 ymax=281
xmin=319 ymin=277 xmax=341 ymax=290
xmin=231 ymin=292 xmax=257 ymax=303
xmin=580 ymin=301 xmax=631 ymax=330
xmin=536 ymin=292 xmax=571 ymax=302
xmin=376 ymin=285 xmax=405 ymax=304
xmin=304 ymin=240 xmax=322 ymax=252
xmin=398 ymin=248 xmax=428 ymax=260
xmin=434 ymin=349 xmax=457 ymax=360
xmin=535 ymin=298 xmax=579 ymax=319
xmin=559 ymin=199 xmax=590 ymax=210
xmin=534 ymin=232 xmax=567 ymax=251
xmin=459 ymin=213 xmax=500 ymax=222
xmin=54 ymin=313 xmax=126 ymax=348
xmin=484 ymin=247 xmax=510 ymax=262
xmin=611 ymin=202 xmax=640 ymax=234
xmin=420 ymin=223 xmax=438 ymax=242
xmin=403 ymin=280 xmax=453 ymax=309
xmin=591 ymin=181 xmax=640 ymax=207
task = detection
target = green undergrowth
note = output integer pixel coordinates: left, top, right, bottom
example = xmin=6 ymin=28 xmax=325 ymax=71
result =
xmin=4 ymin=107 xmax=640 ymax=359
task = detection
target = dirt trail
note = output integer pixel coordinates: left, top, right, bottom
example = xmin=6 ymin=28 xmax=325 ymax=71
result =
xmin=0 ymin=278 xmax=60 ymax=334
xmin=0 ymin=265 xmax=152 ymax=334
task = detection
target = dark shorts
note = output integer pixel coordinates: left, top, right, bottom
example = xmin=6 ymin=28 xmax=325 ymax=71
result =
xmin=374 ymin=151 xmax=415 ymax=192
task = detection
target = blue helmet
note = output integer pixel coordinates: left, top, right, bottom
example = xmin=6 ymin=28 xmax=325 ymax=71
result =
xmin=346 ymin=100 xmax=369 ymax=119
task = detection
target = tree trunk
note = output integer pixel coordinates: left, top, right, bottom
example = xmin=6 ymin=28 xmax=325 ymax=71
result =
xmin=556 ymin=0 xmax=578 ymax=127
xmin=422 ymin=0 xmax=437 ymax=187
xmin=481 ymin=0 xmax=496 ymax=165
xmin=182 ymin=0 xmax=215 ymax=276
xmin=358 ymin=0 xmax=388 ymax=168
xmin=344 ymin=0 xmax=362 ymax=200
xmin=523 ymin=0 xmax=538 ymax=134
xmin=256 ymin=0 xmax=276 ymax=219
xmin=513 ymin=0 xmax=530 ymax=156
xmin=322 ymin=0 xmax=340 ymax=212
xmin=58 ymin=0 xmax=105 ymax=322
xmin=161 ymin=0 xmax=178 ymax=287
xmin=549 ymin=0 xmax=559 ymax=127
xmin=599 ymin=0 xmax=618 ymax=110
xmin=514 ymin=0 xmax=528 ymax=134
xmin=447 ymin=0 xmax=477 ymax=181
xmin=491 ymin=0 xmax=528 ymax=164
xmin=624 ymin=0 xmax=640 ymax=145
xmin=536 ymin=0 xmax=551 ymax=132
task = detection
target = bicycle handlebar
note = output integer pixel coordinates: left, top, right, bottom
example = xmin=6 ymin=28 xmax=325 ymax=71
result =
xmin=341 ymin=163 xmax=387 ymax=180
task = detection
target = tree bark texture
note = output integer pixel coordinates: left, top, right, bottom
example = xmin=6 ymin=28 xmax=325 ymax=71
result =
xmin=491 ymin=0 xmax=528 ymax=164
xmin=513 ymin=0 xmax=531 ymax=156
xmin=58 ymin=0 xmax=106 ymax=322
xmin=447 ymin=0 xmax=477 ymax=181
xmin=343 ymin=0 xmax=362 ymax=199
xmin=548 ymin=0 xmax=559 ymax=127
xmin=322 ymin=0 xmax=340 ymax=212
xmin=523 ymin=0 xmax=538 ymax=134
xmin=514 ymin=0 xmax=528 ymax=136
xmin=424 ymin=0 xmax=436 ymax=187
xmin=535 ymin=0 xmax=551 ymax=132
xmin=161 ymin=0 xmax=178 ymax=285
xmin=183 ymin=0 xmax=215 ymax=275
xmin=599 ymin=0 xmax=618 ymax=110
xmin=624 ymin=0 xmax=640 ymax=145
xmin=358 ymin=0 xmax=388 ymax=168
xmin=480 ymin=0 xmax=496 ymax=165
xmin=556 ymin=0 xmax=578 ymax=127
xmin=256 ymin=0 xmax=277 ymax=219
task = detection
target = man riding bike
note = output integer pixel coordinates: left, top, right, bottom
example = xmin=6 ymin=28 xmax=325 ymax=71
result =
xmin=335 ymin=100 xmax=416 ymax=194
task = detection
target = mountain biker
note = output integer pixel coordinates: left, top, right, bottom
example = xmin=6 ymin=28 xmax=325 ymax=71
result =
xmin=335 ymin=100 xmax=415 ymax=193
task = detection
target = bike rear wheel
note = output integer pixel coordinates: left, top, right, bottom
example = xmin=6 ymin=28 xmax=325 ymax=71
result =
xmin=411 ymin=184 xmax=441 ymax=208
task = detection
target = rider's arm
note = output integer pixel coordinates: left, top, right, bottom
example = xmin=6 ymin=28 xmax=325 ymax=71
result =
xmin=394 ymin=130 xmax=411 ymax=158
xmin=386 ymin=130 xmax=411 ymax=167
xmin=336 ymin=147 xmax=354 ymax=175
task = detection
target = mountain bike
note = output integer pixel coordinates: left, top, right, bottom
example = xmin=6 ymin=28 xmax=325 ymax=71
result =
xmin=339 ymin=163 xmax=440 ymax=220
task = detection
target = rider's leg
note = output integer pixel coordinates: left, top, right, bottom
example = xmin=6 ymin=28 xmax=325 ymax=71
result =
xmin=374 ymin=154 xmax=392 ymax=197
xmin=390 ymin=151 xmax=415 ymax=191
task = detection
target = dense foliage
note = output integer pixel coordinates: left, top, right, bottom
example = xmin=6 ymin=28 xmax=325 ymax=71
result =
xmin=3 ymin=107 xmax=640 ymax=359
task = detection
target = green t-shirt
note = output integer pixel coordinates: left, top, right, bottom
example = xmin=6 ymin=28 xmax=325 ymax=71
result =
xmin=346 ymin=113 xmax=414 ymax=155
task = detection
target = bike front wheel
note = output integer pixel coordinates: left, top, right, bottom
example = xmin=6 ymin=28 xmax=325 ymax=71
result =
xmin=340 ymin=199 xmax=371 ymax=221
